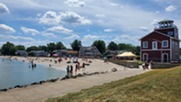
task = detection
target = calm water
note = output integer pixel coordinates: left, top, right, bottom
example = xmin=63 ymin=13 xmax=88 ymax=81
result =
xmin=0 ymin=58 xmax=66 ymax=89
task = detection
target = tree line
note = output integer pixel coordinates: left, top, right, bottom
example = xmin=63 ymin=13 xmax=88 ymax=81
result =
xmin=0 ymin=40 xmax=140 ymax=55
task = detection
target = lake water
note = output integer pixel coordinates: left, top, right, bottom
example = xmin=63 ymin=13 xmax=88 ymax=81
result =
xmin=0 ymin=58 xmax=66 ymax=89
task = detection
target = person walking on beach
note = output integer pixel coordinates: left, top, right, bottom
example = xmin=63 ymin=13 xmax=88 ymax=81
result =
xmin=66 ymin=65 xmax=70 ymax=76
xmin=82 ymin=63 xmax=85 ymax=71
xmin=75 ymin=64 xmax=78 ymax=75
xmin=70 ymin=65 xmax=73 ymax=76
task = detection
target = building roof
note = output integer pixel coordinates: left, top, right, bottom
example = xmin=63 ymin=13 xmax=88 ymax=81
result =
xmin=158 ymin=19 xmax=174 ymax=23
xmin=117 ymin=52 xmax=136 ymax=57
xmin=139 ymin=30 xmax=179 ymax=41
xmin=79 ymin=46 xmax=102 ymax=56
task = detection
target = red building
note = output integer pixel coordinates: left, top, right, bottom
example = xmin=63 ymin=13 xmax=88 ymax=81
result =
xmin=140 ymin=20 xmax=179 ymax=62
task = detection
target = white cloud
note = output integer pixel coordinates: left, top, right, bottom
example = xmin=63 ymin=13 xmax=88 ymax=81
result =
xmin=110 ymin=3 xmax=119 ymax=7
xmin=63 ymin=34 xmax=80 ymax=40
xmin=113 ymin=34 xmax=139 ymax=45
xmin=150 ymin=19 xmax=159 ymax=26
xmin=104 ymin=28 xmax=114 ymax=32
xmin=82 ymin=34 xmax=99 ymax=41
xmin=64 ymin=0 xmax=85 ymax=7
xmin=0 ymin=3 xmax=9 ymax=14
xmin=156 ymin=11 xmax=160 ymax=14
xmin=47 ymin=26 xmax=73 ymax=34
xmin=60 ymin=11 xmax=91 ymax=25
xmin=0 ymin=24 xmax=15 ymax=33
xmin=139 ymin=26 xmax=149 ymax=32
xmin=21 ymin=27 xmax=39 ymax=35
xmin=42 ymin=32 xmax=56 ymax=38
xmin=0 ymin=35 xmax=34 ymax=41
xmin=39 ymin=11 xmax=91 ymax=25
xmin=21 ymin=40 xmax=53 ymax=47
xmin=82 ymin=34 xmax=99 ymax=46
xmin=39 ymin=11 xmax=61 ymax=25
xmin=95 ymin=14 xmax=106 ymax=18
xmin=165 ymin=5 xmax=176 ymax=12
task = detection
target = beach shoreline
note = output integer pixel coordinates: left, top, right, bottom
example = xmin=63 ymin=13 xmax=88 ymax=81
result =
xmin=0 ymin=55 xmax=130 ymax=74
xmin=0 ymin=55 xmax=141 ymax=91
xmin=0 ymin=55 xmax=148 ymax=102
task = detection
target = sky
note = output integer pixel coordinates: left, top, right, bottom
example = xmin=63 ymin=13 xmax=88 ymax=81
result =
xmin=0 ymin=0 xmax=181 ymax=48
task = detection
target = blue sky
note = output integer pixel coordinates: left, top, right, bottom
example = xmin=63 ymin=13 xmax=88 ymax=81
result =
xmin=0 ymin=0 xmax=181 ymax=48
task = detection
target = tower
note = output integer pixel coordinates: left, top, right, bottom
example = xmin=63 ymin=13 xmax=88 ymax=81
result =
xmin=155 ymin=19 xmax=178 ymax=39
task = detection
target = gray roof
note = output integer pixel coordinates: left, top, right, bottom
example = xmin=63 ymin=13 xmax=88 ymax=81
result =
xmin=158 ymin=19 xmax=174 ymax=23
xmin=79 ymin=46 xmax=102 ymax=57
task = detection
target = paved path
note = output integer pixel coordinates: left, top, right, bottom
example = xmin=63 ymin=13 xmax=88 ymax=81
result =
xmin=0 ymin=69 xmax=146 ymax=102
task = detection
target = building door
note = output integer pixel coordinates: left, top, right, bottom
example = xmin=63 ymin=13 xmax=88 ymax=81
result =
xmin=162 ymin=53 xmax=168 ymax=62
xmin=143 ymin=53 xmax=148 ymax=62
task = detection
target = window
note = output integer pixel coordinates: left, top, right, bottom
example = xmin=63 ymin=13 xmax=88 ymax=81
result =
xmin=143 ymin=41 xmax=148 ymax=48
xmin=168 ymin=31 xmax=173 ymax=36
xmin=152 ymin=41 xmax=157 ymax=50
xmin=162 ymin=40 xmax=168 ymax=47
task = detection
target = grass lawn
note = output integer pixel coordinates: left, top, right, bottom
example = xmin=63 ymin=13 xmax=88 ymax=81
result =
xmin=46 ymin=66 xmax=181 ymax=102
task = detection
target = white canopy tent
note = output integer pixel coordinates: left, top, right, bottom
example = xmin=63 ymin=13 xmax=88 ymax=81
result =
xmin=117 ymin=52 xmax=136 ymax=57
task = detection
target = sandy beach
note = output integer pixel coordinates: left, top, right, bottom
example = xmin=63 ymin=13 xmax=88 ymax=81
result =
xmin=1 ymin=56 xmax=131 ymax=74
xmin=0 ymin=56 xmax=147 ymax=102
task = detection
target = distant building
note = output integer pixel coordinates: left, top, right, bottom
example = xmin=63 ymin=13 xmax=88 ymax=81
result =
xmin=104 ymin=50 xmax=125 ymax=58
xmin=53 ymin=50 xmax=78 ymax=57
xmin=15 ymin=50 xmax=28 ymax=56
xmin=79 ymin=46 xmax=102 ymax=58
xmin=29 ymin=50 xmax=48 ymax=57
xmin=140 ymin=19 xmax=179 ymax=62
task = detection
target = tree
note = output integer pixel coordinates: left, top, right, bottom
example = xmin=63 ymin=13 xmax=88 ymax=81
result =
xmin=1 ymin=42 xmax=16 ymax=55
xmin=26 ymin=46 xmax=39 ymax=52
xmin=117 ymin=43 xmax=127 ymax=50
xmin=92 ymin=40 xmax=106 ymax=54
xmin=135 ymin=46 xmax=140 ymax=55
xmin=107 ymin=41 xmax=118 ymax=51
xmin=47 ymin=42 xmax=56 ymax=52
xmin=15 ymin=45 xmax=25 ymax=50
xmin=71 ymin=39 xmax=82 ymax=51
xmin=56 ymin=42 xmax=66 ymax=50
xmin=38 ymin=45 xmax=48 ymax=52
xmin=118 ymin=43 xmax=137 ymax=54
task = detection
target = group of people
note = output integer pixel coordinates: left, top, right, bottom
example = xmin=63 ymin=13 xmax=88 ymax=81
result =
xmin=66 ymin=62 xmax=86 ymax=77
xmin=142 ymin=60 xmax=153 ymax=70
xmin=30 ymin=60 xmax=37 ymax=68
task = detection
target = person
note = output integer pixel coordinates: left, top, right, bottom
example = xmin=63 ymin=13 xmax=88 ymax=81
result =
xmin=82 ymin=63 xmax=85 ymax=68
xmin=75 ymin=64 xmax=78 ymax=75
xmin=58 ymin=57 xmax=62 ymax=63
xmin=149 ymin=60 xmax=153 ymax=69
xmin=66 ymin=65 xmax=70 ymax=75
xmin=144 ymin=61 xmax=149 ymax=70
xmin=70 ymin=65 xmax=73 ymax=76
xmin=49 ymin=64 xmax=51 ymax=67
xmin=75 ymin=64 xmax=78 ymax=71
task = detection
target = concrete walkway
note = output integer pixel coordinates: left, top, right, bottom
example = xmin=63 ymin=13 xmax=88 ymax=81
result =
xmin=0 ymin=69 xmax=146 ymax=102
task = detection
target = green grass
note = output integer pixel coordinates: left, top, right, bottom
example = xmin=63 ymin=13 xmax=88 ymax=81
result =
xmin=46 ymin=66 xmax=181 ymax=102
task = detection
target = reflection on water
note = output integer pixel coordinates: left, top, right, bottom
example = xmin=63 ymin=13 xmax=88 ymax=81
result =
xmin=0 ymin=58 xmax=66 ymax=89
